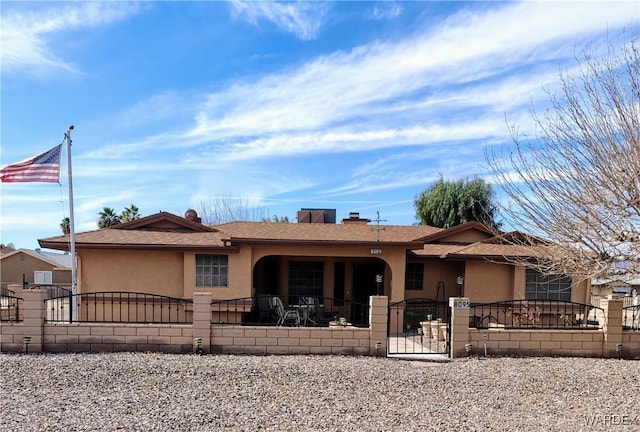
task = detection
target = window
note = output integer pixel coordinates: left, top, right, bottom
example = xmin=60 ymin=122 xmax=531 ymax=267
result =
xmin=34 ymin=271 xmax=52 ymax=284
xmin=195 ymin=255 xmax=228 ymax=287
xmin=288 ymin=261 xmax=324 ymax=298
xmin=525 ymin=269 xmax=571 ymax=301
xmin=405 ymin=263 xmax=424 ymax=290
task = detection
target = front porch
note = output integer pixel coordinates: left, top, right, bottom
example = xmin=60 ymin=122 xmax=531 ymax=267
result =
xmin=211 ymin=294 xmax=370 ymax=328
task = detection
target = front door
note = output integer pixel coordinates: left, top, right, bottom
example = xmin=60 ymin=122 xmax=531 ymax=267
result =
xmin=351 ymin=262 xmax=383 ymax=325
xmin=352 ymin=262 xmax=384 ymax=304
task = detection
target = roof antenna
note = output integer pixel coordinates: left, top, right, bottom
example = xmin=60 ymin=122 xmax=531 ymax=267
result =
xmin=372 ymin=211 xmax=387 ymax=242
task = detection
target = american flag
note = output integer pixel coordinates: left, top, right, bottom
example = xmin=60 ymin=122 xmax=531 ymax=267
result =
xmin=0 ymin=144 xmax=62 ymax=183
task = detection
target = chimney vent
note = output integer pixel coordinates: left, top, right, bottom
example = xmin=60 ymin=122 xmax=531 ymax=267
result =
xmin=184 ymin=209 xmax=202 ymax=223
xmin=342 ymin=212 xmax=370 ymax=224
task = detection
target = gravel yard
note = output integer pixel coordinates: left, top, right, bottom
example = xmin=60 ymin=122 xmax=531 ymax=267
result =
xmin=1 ymin=353 xmax=639 ymax=431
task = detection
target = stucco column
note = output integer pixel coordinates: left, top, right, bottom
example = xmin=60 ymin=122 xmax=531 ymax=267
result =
xmin=386 ymin=255 xmax=406 ymax=303
xmin=8 ymin=283 xmax=23 ymax=296
xmin=369 ymin=295 xmax=388 ymax=356
xmin=449 ymin=297 xmax=471 ymax=358
xmin=21 ymin=289 xmax=47 ymax=353
xmin=193 ymin=292 xmax=212 ymax=354
xmin=602 ymin=297 xmax=623 ymax=357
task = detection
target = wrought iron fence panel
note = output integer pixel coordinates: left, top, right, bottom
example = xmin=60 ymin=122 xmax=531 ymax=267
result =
xmin=470 ymin=299 xmax=603 ymax=330
xmin=1 ymin=286 xmax=16 ymax=297
xmin=623 ymin=304 xmax=640 ymax=330
xmin=388 ymin=298 xmax=448 ymax=332
xmin=24 ymin=284 xmax=72 ymax=299
xmin=45 ymin=292 xmax=193 ymax=324
xmin=0 ymin=294 xmax=23 ymax=322
xmin=210 ymin=295 xmax=370 ymax=327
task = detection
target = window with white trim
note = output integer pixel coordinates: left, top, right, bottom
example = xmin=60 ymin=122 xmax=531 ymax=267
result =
xmin=34 ymin=271 xmax=52 ymax=284
xmin=195 ymin=255 xmax=228 ymax=287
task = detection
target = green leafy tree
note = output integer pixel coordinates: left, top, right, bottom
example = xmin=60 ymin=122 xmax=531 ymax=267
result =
xmin=120 ymin=204 xmax=141 ymax=223
xmin=414 ymin=177 xmax=500 ymax=229
xmin=97 ymin=207 xmax=121 ymax=228
xmin=60 ymin=217 xmax=70 ymax=235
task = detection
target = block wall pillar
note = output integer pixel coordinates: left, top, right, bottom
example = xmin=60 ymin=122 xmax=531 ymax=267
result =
xmin=193 ymin=292 xmax=212 ymax=354
xmin=449 ymin=297 xmax=470 ymax=358
xmin=369 ymin=295 xmax=388 ymax=356
xmin=602 ymin=297 xmax=623 ymax=357
xmin=21 ymin=289 xmax=47 ymax=353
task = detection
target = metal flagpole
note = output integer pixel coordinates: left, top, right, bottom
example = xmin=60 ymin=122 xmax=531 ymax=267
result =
xmin=64 ymin=125 xmax=77 ymax=322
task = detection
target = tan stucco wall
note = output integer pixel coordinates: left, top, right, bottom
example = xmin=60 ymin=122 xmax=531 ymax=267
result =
xmin=513 ymin=266 xmax=525 ymax=299
xmin=78 ymin=249 xmax=184 ymax=298
xmin=572 ymin=279 xmax=590 ymax=304
xmin=419 ymin=259 xmax=464 ymax=300
xmin=442 ymin=231 xmax=492 ymax=243
xmin=464 ymin=260 xmax=514 ymax=303
xmin=72 ymin=242 xmax=590 ymax=306
xmin=1 ymin=252 xmax=71 ymax=285
xmin=183 ymin=249 xmax=250 ymax=300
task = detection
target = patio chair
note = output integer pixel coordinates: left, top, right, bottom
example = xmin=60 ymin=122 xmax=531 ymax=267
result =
xmin=271 ymin=297 xmax=300 ymax=327
xmin=256 ymin=295 xmax=277 ymax=324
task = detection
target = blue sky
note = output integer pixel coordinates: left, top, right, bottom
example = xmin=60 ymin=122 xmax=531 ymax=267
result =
xmin=1 ymin=1 xmax=638 ymax=250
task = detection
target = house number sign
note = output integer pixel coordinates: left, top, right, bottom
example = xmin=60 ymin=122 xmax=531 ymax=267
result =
xmin=453 ymin=300 xmax=470 ymax=309
xmin=370 ymin=248 xmax=383 ymax=255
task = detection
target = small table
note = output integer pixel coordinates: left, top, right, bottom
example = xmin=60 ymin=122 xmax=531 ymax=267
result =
xmin=292 ymin=304 xmax=321 ymax=326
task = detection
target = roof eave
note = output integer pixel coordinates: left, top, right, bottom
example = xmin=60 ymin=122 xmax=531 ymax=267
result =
xmin=226 ymin=238 xmax=423 ymax=248
xmin=38 ymin=240 xmax=237 ymax=252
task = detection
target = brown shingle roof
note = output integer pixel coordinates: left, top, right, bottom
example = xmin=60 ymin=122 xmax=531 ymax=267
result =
xmin=412 ymin=244 xmax=469 ymax=257
xmin=37 ymin=211 xmax=539 ymax=259
xmin=450 ymin=241 xmax=542 ymax=258
xmin=215 ymin=221 xmax=442 ymax=244
xmin=38 ymin=212 xmax=442 ymax=250
xmin=39 ymin=229 xmax=228 ymax=250
xmin=412 ymin=235 xmax=543 ymax=259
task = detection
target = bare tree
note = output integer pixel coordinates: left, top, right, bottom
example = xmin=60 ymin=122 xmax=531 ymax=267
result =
xmin=194 ymin=196 xmax=270 ymax=225
xmin=487 ymin=38 xmax=639 ymax=281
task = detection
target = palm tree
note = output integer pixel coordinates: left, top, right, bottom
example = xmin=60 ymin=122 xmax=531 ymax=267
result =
xmin=97 ymin=207 xmax=121 ymax=228
xmin=120 ymin=204 xmax=140 ymax=223
xmin=60 ymin=217 xmax=70 ymax=235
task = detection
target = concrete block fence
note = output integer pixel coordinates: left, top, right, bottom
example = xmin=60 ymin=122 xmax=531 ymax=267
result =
xmin=0 ymin=289 xmax=388 ymax=356
xmin=453 ymin=297 xmax=640 ymax=359
xmin=2 ymin=289 xmax=639 ymax=358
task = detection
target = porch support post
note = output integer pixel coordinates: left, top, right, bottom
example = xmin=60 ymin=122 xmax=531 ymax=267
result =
xmin=193 ymin=292 xmax=212 ymax=354
xmin=369 ymin=295 xmax=388 ymax=356
xmin=449 ymin=297 xmax=470 ymax=358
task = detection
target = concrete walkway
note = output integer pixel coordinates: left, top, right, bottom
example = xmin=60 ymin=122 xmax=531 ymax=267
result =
xmin=387 ymin=334 xmax=450 ymax=362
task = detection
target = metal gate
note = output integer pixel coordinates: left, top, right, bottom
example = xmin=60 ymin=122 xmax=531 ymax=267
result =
xmin=388 ymin=298 xmax=450 ymax=356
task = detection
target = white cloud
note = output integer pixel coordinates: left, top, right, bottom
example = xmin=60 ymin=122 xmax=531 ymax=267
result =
xmin=73 ymin=1 xmax=637 ymax=167
xmin=1 ymin=2 xmax=141 ymax=76
xmin=182 ymin=1 xmax=636 ymax=159
xmin=228 ymin=0 xmax=329 ymax=40
xmin=368 ymin=3 xmax=403 ymax=21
